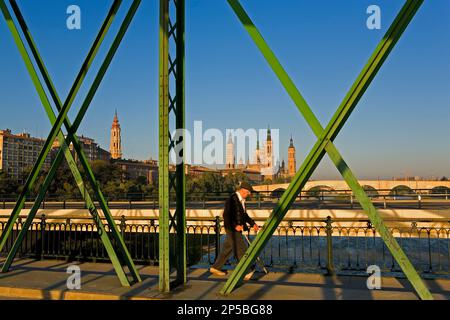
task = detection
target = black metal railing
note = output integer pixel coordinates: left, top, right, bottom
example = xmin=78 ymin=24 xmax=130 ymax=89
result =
xmin=0 ymin=215 xmax=449 ymax=277
xmin=1 ymin=188 xmax=449 ymax=210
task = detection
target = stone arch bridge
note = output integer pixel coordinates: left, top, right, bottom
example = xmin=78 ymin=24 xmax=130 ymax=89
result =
xmin=253 ymin=180 xmax=450 ymax=196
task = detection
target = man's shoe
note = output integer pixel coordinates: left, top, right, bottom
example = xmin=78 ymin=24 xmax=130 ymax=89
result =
xmin=209 ymin=267 xmax=226 ymax=276
xmin=244 ymin=271 xmax=255 ymax=281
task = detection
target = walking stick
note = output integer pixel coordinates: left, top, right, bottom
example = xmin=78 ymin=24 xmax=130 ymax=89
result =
xmin=243 ymin=233 xmax=268 ymax=274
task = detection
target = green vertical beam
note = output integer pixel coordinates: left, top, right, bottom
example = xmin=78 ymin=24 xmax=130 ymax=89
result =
xmin=175 ymin=0 xmax=187 ymax=286
xmin=158 ymin=0 xmax=186 ymax=292
xmin=159 ymin=0 xmax=171 ymax=293
xmin=222 ymin=0 xmax=432 ymax=300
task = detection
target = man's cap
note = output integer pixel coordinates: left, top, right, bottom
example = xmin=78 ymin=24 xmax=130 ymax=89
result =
xmin=239 ymin=181 xmax=255 ymax=193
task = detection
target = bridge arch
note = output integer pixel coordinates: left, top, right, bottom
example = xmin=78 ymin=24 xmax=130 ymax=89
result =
xmin=362 ymin=185 xmax=379 ymax=196
xmin=271 ymin=188 xmax=286 ymax=198
xmin=306 ymin=185 xmax=335 ymax=197
xmin=431 ymin=186 xmax=450 ymax=197
xmin=389 ymin=185 xmax=416 ymax=196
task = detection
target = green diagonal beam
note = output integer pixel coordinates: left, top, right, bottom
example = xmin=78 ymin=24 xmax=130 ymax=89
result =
xmin=61 ymin=0 xmax=143 ymax=283
xmin=3 ymin=0 xmax=142 ymax=282
xmin=0 ymin=0 xmax=142 ymax=284
xmin=222 ymin=0 xmax=432 ymax=300
xmin=0 ymin=0 xmax=119 ymax=254
xmin=0 ymin=0 xmax=130 ymax=286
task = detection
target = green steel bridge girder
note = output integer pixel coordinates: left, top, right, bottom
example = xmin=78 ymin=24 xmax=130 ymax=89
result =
xmin=221 ymin=0 xmax=432 ymax=300
xmin=158 ymin=0 xmax=187 ymax=293
xmin=0 ymin=0 xmax=142 ymax=286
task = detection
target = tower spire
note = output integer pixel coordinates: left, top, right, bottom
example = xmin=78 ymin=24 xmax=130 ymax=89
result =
xmin=288 ymin=134 xmax=296 ymax=177
xmin=227 ymin=132 xmax=233 ymax=144
xmin=226 ymin=132 xmax=235 ymax=169
xmin=110 ymin=110 xmax=122 ymax=159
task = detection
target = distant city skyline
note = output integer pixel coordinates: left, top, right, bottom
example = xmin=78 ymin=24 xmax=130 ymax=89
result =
xmin=0 ymin=0 xmax=449 ymax=180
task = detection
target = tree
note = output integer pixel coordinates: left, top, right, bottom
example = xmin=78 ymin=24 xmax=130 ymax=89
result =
xmin=223 ymin=172 xmax=249 ymax=192
xmin=91 ymin=160 xmax=122 ymax=186
xmin=0 ymin=170 xmax=19 ymax=197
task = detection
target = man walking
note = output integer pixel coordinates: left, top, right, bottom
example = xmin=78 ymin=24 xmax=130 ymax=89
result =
xmin=209 ymin=181 xmax=259 ymax=280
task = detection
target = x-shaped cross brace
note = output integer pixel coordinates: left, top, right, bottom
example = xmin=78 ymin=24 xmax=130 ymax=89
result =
xmin=0 ymin=0 xmax=142 ymax=286
xmin=222 ymin=0 xmax=432 ymax=300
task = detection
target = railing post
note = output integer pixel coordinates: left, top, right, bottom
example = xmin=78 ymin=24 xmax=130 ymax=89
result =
xmin=40 ymin=214 xmax=46 ymax=260
xmin=83 ymin=187 xmax=87 ymax=209
xmin=418 ymin=194 xmax=422 ymax=209
xmin=350 ymin=194 xmax=354 ymax=209
xmin=325 ymin=216 xmax=334 ymax=276
xmin=383 ymin=196 xmax=387 ymax=209
xmin=215 ymin=216 xmax=221 ymax=262
xmin=120 ymin=215 xmax=127 ymax=238
xmin=203 ymin=194 xmax=206 ymax=209
xmin=257 ymin=193 xmax=261 ymax=209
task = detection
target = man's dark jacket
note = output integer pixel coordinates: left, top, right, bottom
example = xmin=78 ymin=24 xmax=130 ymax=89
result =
xmin=223 ymin=193 xmax=256 ymax=232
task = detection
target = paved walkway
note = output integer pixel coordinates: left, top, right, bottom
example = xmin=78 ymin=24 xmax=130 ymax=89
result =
xmin=0 ymin=258 xmax=448 ymax=300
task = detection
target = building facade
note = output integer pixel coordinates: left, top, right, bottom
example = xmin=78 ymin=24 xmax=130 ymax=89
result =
xmin=0 ymin=129 xmax=51 ymax=181
xmin=51 ymin=135 xmax=111 ymax=163
xmin=112 ymin=158 xmax=158 ymax=184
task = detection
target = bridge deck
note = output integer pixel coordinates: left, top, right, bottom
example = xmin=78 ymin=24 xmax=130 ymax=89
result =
xmin=0 ymin=258 xmax=448 ymax=300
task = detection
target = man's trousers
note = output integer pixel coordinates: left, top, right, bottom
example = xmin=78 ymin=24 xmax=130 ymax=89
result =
xmin=212 ymin=229 xmax=247 ymax=270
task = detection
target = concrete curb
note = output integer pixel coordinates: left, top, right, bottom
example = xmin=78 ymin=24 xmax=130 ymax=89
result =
xmin=0 ymin=286 xmax=160 ymax=300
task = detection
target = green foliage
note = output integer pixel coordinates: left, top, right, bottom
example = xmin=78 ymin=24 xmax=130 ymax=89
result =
xmin=186 ymin=172 xmax=250 ymax=196
xmin=91 ymin=160 xmax=122 ymax=185
xmin=0 ymin=170 xmax=19 ymax=196
xmin=2 ymin=160 xmax=259 ymax=200
xmin=1 ymin=160 xmax=156 ymax=201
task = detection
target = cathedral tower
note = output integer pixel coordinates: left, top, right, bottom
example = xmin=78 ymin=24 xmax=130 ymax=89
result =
xmin=226 ymin=132 xmax=235 ymax=169
xmin=288 ymin=135 xmax=296 ymax=177
xmin=110 ymin=110 xmax=122 ymax=159
xmin=266 ymin=125 xmax=273 ymax=170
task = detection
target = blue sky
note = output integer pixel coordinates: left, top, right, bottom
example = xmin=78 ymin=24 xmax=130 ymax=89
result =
xmin=0 ymin=0 xmax=449 ymax=180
